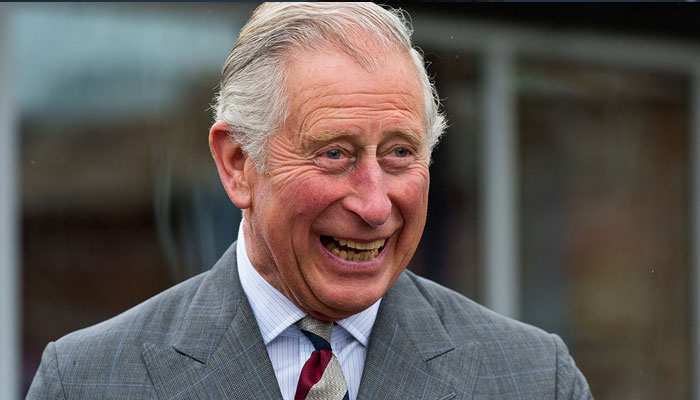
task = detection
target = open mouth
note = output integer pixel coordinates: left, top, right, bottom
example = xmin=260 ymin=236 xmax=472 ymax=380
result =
xmin=320 ymin=236 xmax=387 ymax=262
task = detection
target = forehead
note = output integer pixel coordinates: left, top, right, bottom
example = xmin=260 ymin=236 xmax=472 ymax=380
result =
xmin=282 ymin=46 xmax=426 ymax=142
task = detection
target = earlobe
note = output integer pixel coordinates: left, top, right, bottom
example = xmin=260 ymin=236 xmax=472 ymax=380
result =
xmin=209 ymin=120 xmax=253 ymax=209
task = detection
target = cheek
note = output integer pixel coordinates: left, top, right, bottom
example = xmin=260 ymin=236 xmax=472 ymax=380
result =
xmin=270 ymin=169 xmax=345 ymax=217
xmin=392 ymin=167 xmax=430 ymax=214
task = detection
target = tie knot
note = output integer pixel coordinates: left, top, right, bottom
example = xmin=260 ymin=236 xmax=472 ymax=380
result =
xmin=296 ymin=316 xmax=334 ymax=350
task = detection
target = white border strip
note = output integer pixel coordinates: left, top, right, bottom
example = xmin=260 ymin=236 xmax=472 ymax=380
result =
xmin=691 ymin=64 xmax=700 ymax=400
xmin=0 ymin=4 xmax=20 ymax=400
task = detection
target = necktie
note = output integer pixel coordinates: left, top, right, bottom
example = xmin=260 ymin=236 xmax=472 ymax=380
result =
xmin=295 ymin=316 xmax=349 ymax=400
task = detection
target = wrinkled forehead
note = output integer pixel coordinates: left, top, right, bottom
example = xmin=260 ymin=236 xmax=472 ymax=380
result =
xmin=280 ymin=46 xmax=426 ymax=144
xmin=285 ymin=40 xmax=424 ymax=106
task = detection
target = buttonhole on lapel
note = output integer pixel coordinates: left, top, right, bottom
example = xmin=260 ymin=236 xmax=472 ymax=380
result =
xmin=438 ymin=393 xmax=455 ymax=400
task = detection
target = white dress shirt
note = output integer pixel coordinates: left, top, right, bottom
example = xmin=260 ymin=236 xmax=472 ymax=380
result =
xmin=236 ymin=224 xmax=381 ymax=400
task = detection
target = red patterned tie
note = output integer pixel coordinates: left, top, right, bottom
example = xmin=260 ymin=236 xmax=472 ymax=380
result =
xmin=295 ymin=316 xmax=349 ymax=400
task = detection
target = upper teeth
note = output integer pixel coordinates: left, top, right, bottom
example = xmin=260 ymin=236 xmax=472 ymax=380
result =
xmin=333 ymin=237 xmax=386 ymax=250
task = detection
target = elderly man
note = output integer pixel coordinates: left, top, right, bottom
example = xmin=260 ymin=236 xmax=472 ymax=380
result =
xmin=28 ymin=3 xmax=592 ymax=399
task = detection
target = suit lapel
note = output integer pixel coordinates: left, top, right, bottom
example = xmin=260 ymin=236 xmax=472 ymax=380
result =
xmin=357 ymin=272 xmax=482 ymax=400
xmin=142 ymin=243 xmax=282 ymax=400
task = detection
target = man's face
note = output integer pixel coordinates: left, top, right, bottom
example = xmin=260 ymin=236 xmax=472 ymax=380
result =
xmin=242 ymin=47 xmax=430 ymax=321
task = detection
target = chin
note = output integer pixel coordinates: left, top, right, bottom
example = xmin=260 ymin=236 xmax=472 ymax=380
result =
xmin=316 ymin=282 xmax=387 ymax=313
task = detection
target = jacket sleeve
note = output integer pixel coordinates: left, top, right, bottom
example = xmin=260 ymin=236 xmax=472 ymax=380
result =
xmin=26 ymin=342 xmax=67 ymax=400
xmin=552 ymin=334 xmax=594 ymax=400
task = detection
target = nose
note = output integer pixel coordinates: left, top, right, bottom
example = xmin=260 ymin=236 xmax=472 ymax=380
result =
xmin=343 ymin=158 xmax=392 ymax=227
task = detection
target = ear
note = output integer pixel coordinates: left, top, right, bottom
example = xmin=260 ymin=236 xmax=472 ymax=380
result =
xmin=209 ymin=120 xmax=254 ymax=209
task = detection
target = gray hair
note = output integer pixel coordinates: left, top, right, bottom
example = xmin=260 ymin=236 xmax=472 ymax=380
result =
xmin=214 ymin=2 xmax=446 ymax=171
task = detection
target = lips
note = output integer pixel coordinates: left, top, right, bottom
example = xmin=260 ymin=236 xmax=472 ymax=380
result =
xmin=320 ymin=236 xmax=387 ymax=261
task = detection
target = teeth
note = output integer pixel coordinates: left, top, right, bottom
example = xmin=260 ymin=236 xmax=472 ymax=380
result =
xmin=332 ymin=237 xmax=386 ymax=251
xmin=325 ymin=238 xmax=385 ymax=262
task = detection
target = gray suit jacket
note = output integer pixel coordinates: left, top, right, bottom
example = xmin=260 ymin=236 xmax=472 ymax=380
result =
xmin=27 ymin=243 xmax=592 ymax=399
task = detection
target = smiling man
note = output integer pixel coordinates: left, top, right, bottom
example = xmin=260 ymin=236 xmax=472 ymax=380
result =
xmin=28 ymin=3 xmax=592 ymax=400
xmin=213 ymin=40 xmax=430 ymax=323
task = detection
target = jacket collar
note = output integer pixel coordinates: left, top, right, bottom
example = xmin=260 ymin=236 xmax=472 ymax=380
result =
xmin=170 ymin=242 xmax=244 ymax=364
xmin=143 ymin=243 xmax=283 ymax=400
xmin=357 ymin=271 xmax=483 ymax=400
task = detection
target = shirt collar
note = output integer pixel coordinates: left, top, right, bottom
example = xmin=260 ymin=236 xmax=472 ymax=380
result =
xmin=236 ymin=221 xmax=380 ymax=347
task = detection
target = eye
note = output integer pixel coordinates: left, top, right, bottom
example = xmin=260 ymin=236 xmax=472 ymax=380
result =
xmin=325 ymin=149 xmax=342 ymax=159
xmin=393 ymin=147 xmax=409 ymax=158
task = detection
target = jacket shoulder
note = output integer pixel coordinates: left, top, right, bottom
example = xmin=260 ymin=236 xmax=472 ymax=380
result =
xmin=59 ymin=270 xmax=208 ymax=348
xmin=26 ymin=271 xmax=208 ymax=399
xmin=405 ymin=270 xmax=547 ymax=339
xmin=402 ymin=271 xmax=592 ymax=399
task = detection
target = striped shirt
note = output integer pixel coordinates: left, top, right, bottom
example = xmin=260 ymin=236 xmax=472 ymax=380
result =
xmin=236 ymin=225 xmax=380 ymax=400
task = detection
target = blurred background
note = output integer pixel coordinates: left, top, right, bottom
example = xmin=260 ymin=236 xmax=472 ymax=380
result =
xmin=1 ymin=3 xmax=699 ymax=399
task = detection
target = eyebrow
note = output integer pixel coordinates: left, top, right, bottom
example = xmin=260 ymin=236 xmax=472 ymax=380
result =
xmin=301 ymin=130 xmax=348 ymax=146
xmin=389 ymin=128 xmax=426 ymax=148
xmin=300 ymin=128 xmax=426 ymax=152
